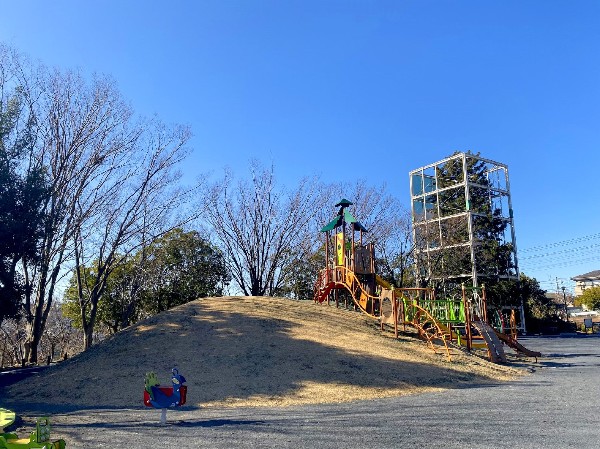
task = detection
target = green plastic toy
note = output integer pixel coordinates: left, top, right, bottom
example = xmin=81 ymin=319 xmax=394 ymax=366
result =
xmin=0 ymin=408 xmax=65 ymax=449
xmin=0 ymin=410 xmax=15 ymax=433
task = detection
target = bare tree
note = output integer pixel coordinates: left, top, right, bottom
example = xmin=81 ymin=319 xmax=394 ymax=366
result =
xmin=317 ymin=180 xmax=401 ymax=241
xmin=0 ymin=318 xmax=26 ymax=368
xmin=2 ymin=49 xmax=197 ymax=360
xmin=0 ymin=303 xmax=83 ymax=368
xmin=38 ymin=301 xmax=82 ymax=364
xmin=319 ymin=181 xmax=412 ymax=282
xmin=204 ymin=163 xmax=325 ymax=296
xmin=375 ymin=207 xmax=414 ymax=288
xmin=17 ymin=68 xmax=140 ymax=363
xmin=72 ymin=120 xmax=193 ymax=349
xmin=0 ymin=45 xmax=48 ymax=326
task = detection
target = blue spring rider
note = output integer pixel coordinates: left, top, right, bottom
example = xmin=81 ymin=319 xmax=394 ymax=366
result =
xmin=144 ymin=368 xmax=187 ymax=424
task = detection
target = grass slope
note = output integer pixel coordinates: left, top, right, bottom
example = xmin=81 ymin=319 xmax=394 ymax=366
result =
xmin=2 ymin=296 xmax=523 ymax=413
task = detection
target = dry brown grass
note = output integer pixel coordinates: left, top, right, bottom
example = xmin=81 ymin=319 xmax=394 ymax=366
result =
xmin=2 ymin=296 xmax=526 ymax=411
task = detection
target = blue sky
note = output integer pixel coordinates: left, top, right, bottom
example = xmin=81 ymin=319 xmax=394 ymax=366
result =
xmin=2 ymin=1 xmax=599 ymax=294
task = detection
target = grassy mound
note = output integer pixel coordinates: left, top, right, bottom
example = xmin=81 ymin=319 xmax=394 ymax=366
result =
xmin=1 ymin=296 xmax=523 ymax=413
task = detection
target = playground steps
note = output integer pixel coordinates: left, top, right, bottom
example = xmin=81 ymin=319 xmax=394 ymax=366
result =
xmin=436 ymin=323 xmax=483 ymax=348
xmin=313 ymin=268 xmax=335 ymax=303
xmin=314 ymin=282 xmax=333 ymax=304
xmin=471 ymin=321 xmax=507 ymax=363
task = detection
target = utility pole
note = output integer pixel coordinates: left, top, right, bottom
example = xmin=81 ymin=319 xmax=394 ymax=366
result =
xmin=555 ymin=277 xmax=561 ymax=319
xmin=556 ymin=277 xmax=568 ymax=322
xmin=561 ymin=286 xmax=568 ymax=322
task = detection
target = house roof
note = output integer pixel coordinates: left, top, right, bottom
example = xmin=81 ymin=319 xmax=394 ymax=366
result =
xmin=571 ymin=270 xmax=600 ymax=281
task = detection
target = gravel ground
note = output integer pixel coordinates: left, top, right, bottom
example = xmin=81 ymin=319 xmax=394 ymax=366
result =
xmin=5 ymin=334 xmax=600 ymax=449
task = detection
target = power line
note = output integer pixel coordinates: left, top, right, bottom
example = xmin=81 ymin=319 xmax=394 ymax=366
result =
xmin=520 ymin=232 xmax=600 ymax=253
xmin=520 ymin=255 xmax=599 ymax=271
xmin=518 ymin=232 xmax=600 ymax=274
xmin=519 ymin=242 xmax=600 ymax=260
xmin=520 ymin=251 xmax=600 ymax=267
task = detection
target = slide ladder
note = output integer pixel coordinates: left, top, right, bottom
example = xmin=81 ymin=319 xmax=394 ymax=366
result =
xmin=313 ymin=269 xmax=333 ymax=304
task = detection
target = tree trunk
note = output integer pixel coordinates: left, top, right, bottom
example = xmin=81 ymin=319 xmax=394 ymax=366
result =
xmin=24 ymin=321 xmax=42 ymax=364
xmin=81 ymin=288 xmax=100 ymax=350
xmin=83 ymin=326 xmax=94 ymax=350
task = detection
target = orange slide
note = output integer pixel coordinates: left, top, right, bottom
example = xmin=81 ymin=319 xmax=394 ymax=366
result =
xmin=494 ymin=331 xmax=541 ymax=359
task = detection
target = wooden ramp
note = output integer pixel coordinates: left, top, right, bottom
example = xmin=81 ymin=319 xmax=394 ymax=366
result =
xmin=471 ymin=321 xmax=507 ymax=363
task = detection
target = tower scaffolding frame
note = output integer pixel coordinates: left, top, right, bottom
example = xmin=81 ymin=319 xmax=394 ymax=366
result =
xmin=409 ymin=152 xmax=525 ymax=332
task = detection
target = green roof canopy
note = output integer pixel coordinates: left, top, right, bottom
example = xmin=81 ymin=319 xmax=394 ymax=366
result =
xmin=320 ymin=208 xmax=368 ymax=233
xmin=352 ymin=221 xmax=368 ymax=232
xmin=335 ymin=198 xmax=353 ymax=207
xmin=343 ymin=209 xmax=357 ymax=224
xmin=320 ymin=215 xmax=343 ymax=232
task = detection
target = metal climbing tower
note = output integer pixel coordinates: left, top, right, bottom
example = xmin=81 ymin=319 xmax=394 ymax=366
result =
xmin=409 ymin=152 xmax=525 ymax=332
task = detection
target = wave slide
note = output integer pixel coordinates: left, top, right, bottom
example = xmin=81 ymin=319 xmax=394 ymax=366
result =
xmin=373 ymin=275 xmax=452 ymax=360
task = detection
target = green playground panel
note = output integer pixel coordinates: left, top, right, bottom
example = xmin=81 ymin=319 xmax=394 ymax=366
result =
xmin=0 ymin=414 xmax=66 ymax=449
xmin=401 ymin=298 xmax=465 ymax=324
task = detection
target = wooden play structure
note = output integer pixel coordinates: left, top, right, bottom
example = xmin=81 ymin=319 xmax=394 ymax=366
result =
xmin=0 ymin=408 xmax=66 ymax=449
xmin=313 ymin=199 xmax=540 ymax=363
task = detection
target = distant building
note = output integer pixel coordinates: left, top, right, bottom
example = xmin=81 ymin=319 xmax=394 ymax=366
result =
xmin=571 ymin=270 xmax=600 ymax=296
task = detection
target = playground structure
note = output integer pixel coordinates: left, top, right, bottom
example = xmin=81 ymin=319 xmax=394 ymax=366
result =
xmin=313 ymin=199 xmax=540 ymax=363
xmin=144 ymin=368 xmax=187 ymax=424
xmin=0 ymin=408 xmax=65 ymax=449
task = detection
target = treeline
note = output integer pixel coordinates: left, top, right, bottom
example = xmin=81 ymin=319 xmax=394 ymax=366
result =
xmin=0 ymin=45 xmax=412 ymax=368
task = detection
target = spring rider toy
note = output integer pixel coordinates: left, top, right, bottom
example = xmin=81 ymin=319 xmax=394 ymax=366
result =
xmin=0 ymin=408 xmax=66 ymax=449
xmin=144 ymin=368 xmax=187 ymax=424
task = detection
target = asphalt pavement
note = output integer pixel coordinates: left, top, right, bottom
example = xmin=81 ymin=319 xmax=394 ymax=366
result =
xmin=41 ymin=334 xmax=600 ymax=449
xmin=0 ymin=365 xmax=51 ymax=388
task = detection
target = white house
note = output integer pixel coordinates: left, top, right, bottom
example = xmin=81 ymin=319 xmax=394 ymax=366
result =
xmin=571 ymin=270 xmax=600 ymax=296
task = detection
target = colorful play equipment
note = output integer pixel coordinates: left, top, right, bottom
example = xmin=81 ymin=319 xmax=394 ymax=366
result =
xmin=0 ymin=408 xmax=65 ymax=449
xmin=313 ymin=199 xmax=541 ymax=363
xmin=144 ymin=368 xmax=187 ymax=424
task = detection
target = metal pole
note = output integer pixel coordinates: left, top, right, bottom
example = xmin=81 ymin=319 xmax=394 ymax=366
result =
xmin=562 ymin=286 xmax=568 ymax=322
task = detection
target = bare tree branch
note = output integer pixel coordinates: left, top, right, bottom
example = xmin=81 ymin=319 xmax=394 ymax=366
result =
xmin=204 ymin=163 xmax=325 ymax=297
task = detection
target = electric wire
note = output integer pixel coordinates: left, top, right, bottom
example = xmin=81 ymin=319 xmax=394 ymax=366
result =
xmin=520 ymin=232 xmax=600 ymax=253
xmin=518 ymin=232 xmax=600 ymax=292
